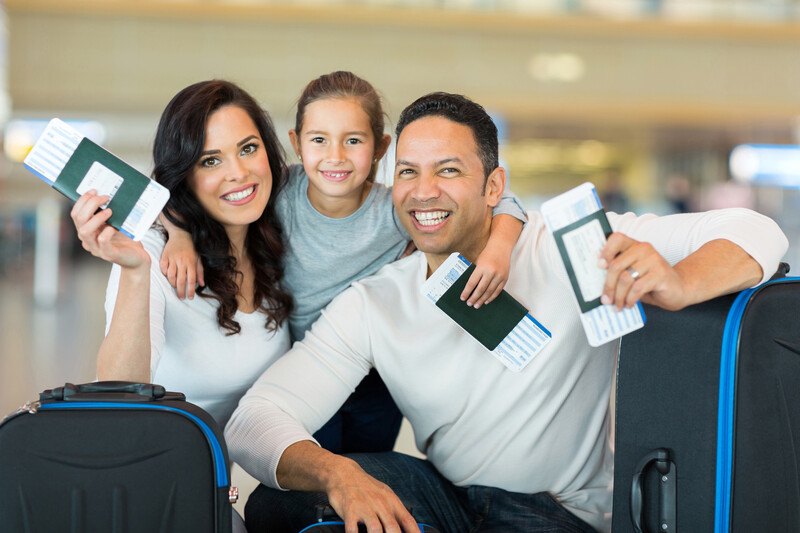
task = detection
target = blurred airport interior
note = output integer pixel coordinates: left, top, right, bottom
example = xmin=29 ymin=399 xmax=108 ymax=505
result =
xmin=1 ymin=0 xmax=800 ymax=496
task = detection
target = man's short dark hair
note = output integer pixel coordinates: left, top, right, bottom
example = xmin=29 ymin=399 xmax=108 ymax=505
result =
xmin=395 ymin=92 xmax=499 ymax=179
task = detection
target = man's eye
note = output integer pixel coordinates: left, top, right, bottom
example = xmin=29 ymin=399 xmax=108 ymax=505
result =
xmin=396 ymin=168 xmax=415 ymax=178
xmin=440 ymin=167 xmax=459 ymax=176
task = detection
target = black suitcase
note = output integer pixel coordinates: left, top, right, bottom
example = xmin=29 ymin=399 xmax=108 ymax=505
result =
xmin=299 ymin=504 xmax=441 ymax=533
xmin=0 ymin=381 xmax=235 ymax=533
xmin=612 ymin=271 xmax=800 ymax=532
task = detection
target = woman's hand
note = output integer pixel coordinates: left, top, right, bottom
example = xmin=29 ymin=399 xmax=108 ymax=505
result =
xmin=70 ymin=190 xmax=150 ymax=270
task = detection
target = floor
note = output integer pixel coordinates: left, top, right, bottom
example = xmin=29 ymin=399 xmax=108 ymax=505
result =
xmin=0 ymin=248 xmax=421 ymax=516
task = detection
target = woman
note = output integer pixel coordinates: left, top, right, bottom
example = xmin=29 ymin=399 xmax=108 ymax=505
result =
xmin=70 ymin=80 xmax=292 ymax=429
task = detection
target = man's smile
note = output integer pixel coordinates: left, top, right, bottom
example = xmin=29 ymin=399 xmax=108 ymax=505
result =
xmin=411 ymin=210 xmax=451 ymax=229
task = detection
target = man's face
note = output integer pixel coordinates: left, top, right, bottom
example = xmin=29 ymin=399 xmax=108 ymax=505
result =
xmin=392 ymin=116 xmax=501 ymax=268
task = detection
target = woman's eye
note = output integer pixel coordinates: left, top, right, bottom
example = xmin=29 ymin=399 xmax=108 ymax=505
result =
xmin=200 ymin=157 xmax=220 ymax=168
xmin=241 ymin=143 xmax=258 ymax=156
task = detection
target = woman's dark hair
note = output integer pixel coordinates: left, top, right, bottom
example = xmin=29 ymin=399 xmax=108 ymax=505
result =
xmin=395 ymin=92 xmax=499 ymax=181
xmin=153 ymin=79 xmax=292 ymax=335
xmin=294 ymin=71 xmax=387 ymax=182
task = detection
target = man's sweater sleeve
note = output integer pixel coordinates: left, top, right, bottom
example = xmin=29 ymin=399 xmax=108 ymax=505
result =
xmin=224 ymin=286 xmax=374 ymax=489
xmin=609 ymin=207 xmax=788 ymax=284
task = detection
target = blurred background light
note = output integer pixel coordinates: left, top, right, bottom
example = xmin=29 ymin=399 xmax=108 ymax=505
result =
xmin=730 ymin=144 xmax=800 ymax=188
xmin=4 ymin=119 xmax=106 ymax=163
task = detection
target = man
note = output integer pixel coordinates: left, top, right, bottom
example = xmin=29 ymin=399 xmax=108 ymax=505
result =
xmin=225 ymin=92 xmax=787 ymax=533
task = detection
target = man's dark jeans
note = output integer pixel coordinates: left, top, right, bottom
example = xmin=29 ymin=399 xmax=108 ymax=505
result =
xmin=244 ymin=452 xmax=598 ymax=533
xmin=313 ymin=368 xmax=403 ymax=454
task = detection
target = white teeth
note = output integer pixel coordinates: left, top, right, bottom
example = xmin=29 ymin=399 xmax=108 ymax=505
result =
xmin=414 ymin=210 xmax=449 ymax=226
xmin=323 ymin=171 xmax=348 ymax=179
xmin=223 ymin=186 xmax=254 ymax=202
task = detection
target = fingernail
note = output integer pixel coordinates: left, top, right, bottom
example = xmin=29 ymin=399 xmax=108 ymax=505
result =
xmin=474 ymin=303 xmax=481 ymax=309
xmin=601 ymin=294 xmax=611 ymax=305
xmin=598 ymin=258 xmax=608 ymax=269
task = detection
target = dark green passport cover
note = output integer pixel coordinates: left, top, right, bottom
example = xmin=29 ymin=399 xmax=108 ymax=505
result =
xmin=435 ymin=264 xmax=528 ymax=351
xmin=53 ymin=137 xmax=149 ymax=232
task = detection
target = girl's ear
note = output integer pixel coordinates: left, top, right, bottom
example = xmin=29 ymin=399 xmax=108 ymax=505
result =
xmin=484 ymin=167 xmax=506 ymax=207
xmin=288 ymin=129 xmax=301 ymax=160
xmin=374 ymin=134 xmax=392 ymax=161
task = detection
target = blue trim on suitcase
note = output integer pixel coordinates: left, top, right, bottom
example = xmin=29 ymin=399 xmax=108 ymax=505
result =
xmin=299 ymin=521 xmax=434 ymax=532
xmin=37 ymin=402 xmax=229 ymax=487
xmin=714 ymin=276 xmax=800 ymax=532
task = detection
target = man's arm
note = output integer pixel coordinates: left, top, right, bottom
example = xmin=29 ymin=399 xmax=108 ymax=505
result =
xmin=224 ymin=286 xmax=419 ymax=532
xmin=598 ymin=208 xmax=788 ymax=311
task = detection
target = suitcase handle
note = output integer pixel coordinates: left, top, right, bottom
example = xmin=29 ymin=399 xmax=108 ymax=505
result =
xmin=631 ymin=448 xmax=676 ymax=533
xmin=42 ymin=381 xmax=167 ymax=401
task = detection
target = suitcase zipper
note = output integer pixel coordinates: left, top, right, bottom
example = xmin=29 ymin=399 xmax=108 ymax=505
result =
xmin=0 ymin=400 xmax=40 ymax=424
xmin=715 ymin=276 xmax=800 ymax=533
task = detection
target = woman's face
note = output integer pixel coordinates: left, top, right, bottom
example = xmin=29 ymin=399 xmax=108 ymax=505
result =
xmin=188 ymin=105 xmax=272 ymax=239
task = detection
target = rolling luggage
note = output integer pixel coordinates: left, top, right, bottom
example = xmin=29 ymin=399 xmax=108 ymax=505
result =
xmin=300 ymin=505 xmax=440 ymax=533
xmin=612 ymin=270 xmax=800 ymax=532
xmin=0 ymin=381 xmax=235 ymax=533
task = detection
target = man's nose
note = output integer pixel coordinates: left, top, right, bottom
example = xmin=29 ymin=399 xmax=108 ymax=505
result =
xmin=412 ymin=173 xmax=440 ymax=201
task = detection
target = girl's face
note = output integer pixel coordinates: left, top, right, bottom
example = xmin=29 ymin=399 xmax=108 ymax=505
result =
xmin=188 ymin=105 xmax=272 ymax=240
xmin=290 ymin=97 xmax=379 ymax=209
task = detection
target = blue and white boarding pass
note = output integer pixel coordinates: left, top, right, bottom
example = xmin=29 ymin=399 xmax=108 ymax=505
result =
xmin=421 ymin=252 xmax=552 ymax=372
xmin=540 ymin=182 xmax=645 ymax=347
xmin=23 ymin=118 xmax=169 ymax=241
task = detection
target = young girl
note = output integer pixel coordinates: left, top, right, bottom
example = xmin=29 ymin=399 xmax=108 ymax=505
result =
xmin=161 ymin=71 xmax=527 ymax=453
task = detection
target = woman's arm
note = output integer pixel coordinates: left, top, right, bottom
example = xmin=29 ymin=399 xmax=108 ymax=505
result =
xmin=71 ymin=190 xmax=154 ymax=382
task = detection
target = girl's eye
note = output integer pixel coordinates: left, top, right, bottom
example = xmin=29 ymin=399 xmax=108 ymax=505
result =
xmin=310 ymin=137 xmax=325 ymax=144
xmin=345 ymin=138 xmax=362 ymax=145
xmin=241 ymin=143 xmax=258 ymax=156
xmin=200 ymin=157 xmax=220 ymax=168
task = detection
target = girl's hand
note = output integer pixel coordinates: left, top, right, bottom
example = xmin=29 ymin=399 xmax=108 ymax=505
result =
xmin=159 ymin=232 xmax=204 ymax=300
xmin=71 ymin=190 xmax=150 ymax=270
xmin=460 ymin=246 xmax=510 ymax=309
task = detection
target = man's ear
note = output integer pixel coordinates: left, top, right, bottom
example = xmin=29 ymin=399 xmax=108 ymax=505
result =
xmin=288 ymin=129 xmax=301 ymax=160
xmin=484 ymin=167 xmax=506 ymax=207
xmin=374 ymin=134 xmax=392 ymax=161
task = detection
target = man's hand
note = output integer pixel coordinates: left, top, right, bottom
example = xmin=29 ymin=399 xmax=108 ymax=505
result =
xmin=278 ymin=441 xmax=420 ymax=533
xmin=598 ymin=232 xmax=689 ymax=311
xmin=325 ymin=459 xmax=419 ymax=533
